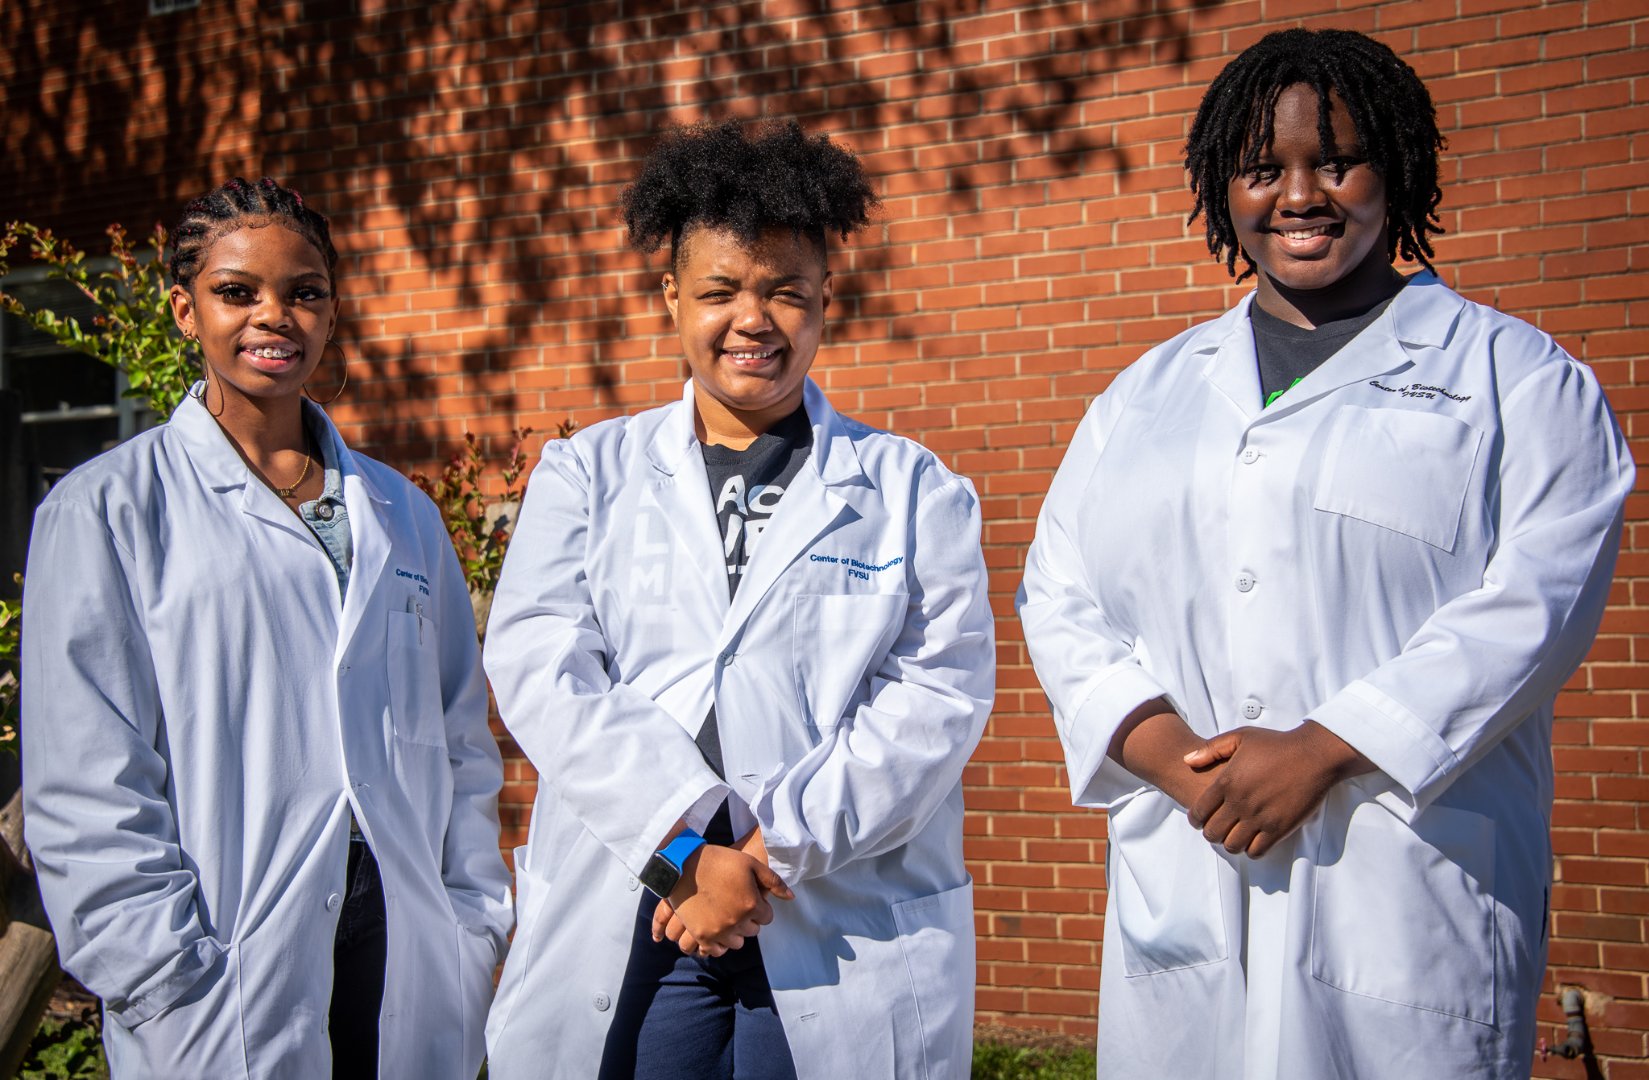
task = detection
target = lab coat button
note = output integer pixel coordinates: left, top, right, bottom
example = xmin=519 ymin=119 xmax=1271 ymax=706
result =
xmin=626 ymin=875 xmax=639 ymax=891
xmin=1235 ymin=573 xmax=1256 ymax=593
xmin=326 ymin=893 xmax=342 ymax=912
xmin=594 ymin=992 xmax=612 ymax=1011
xmin=1241 ymin=448 xmax=1260 ymax=464
xmin=718 ymin=652 xmax=734 ymax=667
xmin=1241 ymin=698 xmax=1263 ymax=720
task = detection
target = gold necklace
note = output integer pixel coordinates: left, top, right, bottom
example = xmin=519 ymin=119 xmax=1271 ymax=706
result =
xmin=273 ymin=444 xmax=315 ymax=499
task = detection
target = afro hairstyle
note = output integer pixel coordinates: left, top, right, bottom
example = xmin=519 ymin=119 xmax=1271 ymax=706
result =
xmin=621 ymin=118 xmax=879 ymax=269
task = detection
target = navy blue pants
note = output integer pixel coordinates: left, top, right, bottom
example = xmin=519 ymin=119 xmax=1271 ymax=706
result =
xmin=597 ymin=893 xmax=799 ymax=1080
xmin=598 ymin=804 xmax=798 ymax=1080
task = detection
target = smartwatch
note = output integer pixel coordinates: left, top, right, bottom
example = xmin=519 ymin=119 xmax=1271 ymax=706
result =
xmin=639 ymin=828 xmax=706 ymax=898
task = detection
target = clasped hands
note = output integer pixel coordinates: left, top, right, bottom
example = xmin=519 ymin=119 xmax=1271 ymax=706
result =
xmin=1111 ymin=699 xmax=1374 ymax=859
xmin=650 ymin=826 xmax=793 ymax=959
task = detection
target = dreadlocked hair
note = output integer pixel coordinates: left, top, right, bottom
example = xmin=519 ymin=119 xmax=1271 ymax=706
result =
xmin=621 ymin=118 xmax=879 ymax=269
xmin=1184 ymin=28 xmax=1445 ymax=281
xmin=169 ymin=176 xmax=339 ymax=290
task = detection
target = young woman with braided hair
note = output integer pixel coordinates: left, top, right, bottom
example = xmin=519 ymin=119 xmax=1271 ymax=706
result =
xmin=1020 ymin=28 xmax=1633 ymax=1077
xmin=483 ymin=119 xmax=993 ymax=1079
xmin=22 ymin=177 xmax=511 ymax=1078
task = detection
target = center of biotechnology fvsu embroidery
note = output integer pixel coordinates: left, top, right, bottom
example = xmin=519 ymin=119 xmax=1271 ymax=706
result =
xmin=700 ymin=407 xmax=814 ymax=598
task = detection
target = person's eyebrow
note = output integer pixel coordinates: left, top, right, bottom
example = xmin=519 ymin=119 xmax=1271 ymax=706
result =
xmin=205 ymin=267 xmax=328 ymax=282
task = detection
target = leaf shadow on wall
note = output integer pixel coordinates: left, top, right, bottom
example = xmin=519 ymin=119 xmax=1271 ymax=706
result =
xmin=0 ymin=0 xmax=1223 ymax=466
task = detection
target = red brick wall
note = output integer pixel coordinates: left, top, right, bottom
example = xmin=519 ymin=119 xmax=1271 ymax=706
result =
xmin=5 ymin=0 xmax=1647 ymax=1072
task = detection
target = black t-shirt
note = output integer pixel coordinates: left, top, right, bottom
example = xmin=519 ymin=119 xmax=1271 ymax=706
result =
xmin=693 ymin=407 xmax=813 ymax=805
xmin=700 ymin=407 xmax=814 ymax=602
xmin=1251 ymin=286 xmax=1403 ymax=408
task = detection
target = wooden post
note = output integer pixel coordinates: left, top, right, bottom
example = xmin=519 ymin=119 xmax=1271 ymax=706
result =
xmin=0 ymin=786 xmax=61 ymax=1078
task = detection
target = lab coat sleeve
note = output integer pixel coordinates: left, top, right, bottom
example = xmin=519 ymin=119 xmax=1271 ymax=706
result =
xmin=20 ymin=498 xmax=226 ymax=1028
xmin=428 ymin=508 xmax=514 ymax=955
xmin=753 ymin=474 xmax=994 ymax=885
xmin=1311 ymin=355 xmax=1635 ymax=816
xmin=483 ymin=439 xmax=728 ymax=876
xmin=1016 ymin=384 xmax=1174 ymax=809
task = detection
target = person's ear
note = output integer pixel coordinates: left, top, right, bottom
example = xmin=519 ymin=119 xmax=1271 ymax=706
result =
xmin=662 ymin=273 xmax=680 ymax=323
xmin=820 ymin=270 xmax=834 ymax=314
xmin=170 ymin=284 xmax=196 ymax=338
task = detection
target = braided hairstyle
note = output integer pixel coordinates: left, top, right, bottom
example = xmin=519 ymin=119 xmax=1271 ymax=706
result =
xmin=621 ymin=118 xmax=879 ymax=270
xmin=1184 ymin=29 xmax=1445 ymax=281
xmin=169 ymin=176 xmax=338 ymax=290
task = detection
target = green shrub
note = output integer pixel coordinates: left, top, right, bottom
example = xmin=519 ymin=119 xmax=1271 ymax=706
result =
xmin=973 ymin=1039 xmax=1098 ymax=1080
xmin=0 ymin=222 xmax=196 ymax=419
xmin=410 ymin=427 xmax=539 ymax=600
xmin=16 ymin=1015 xmax=107 ymax=1080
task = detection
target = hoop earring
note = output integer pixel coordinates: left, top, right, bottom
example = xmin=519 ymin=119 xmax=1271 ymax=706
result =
xmin=182 ymin=331 xmax=225 ymax=418
xmin=304 ymin=339 xmax=350 ymax=405
xmin=199 ymin=363 xmax=225 ymax=418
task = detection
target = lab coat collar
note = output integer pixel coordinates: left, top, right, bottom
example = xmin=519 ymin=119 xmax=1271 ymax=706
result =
xmin=642 ymin=382 xmax=731 ymax=618
xmin=1385 ymin=270 xmax=1466 ymax=350
xmin=169 ymin=387 xmax=250 ymax=492
xmin=306 ymin=401 xmax=393 ymax=507
xmin=1198 ymin=297 xmax=1265 ymax=422
xmin=642 ymin=378 xmax=866 ymax=489
xmin=800 ymin=378 xmax=869 ymax=490
xmin=1201 ymin=270 xmax=1467 ymax=422
xmin=724 ymin=379 xmax=868 ymax=635
xmin=1260 ymin=270 xmax=1465 ymax=417
xmin=169 ymin=386 xmax=392 ymax=507
xmin=308 ymin=402 xmax=396 ymax=651
xmin=643 ymin=378 xmax=870 ymax=635
xmin=170 ymin=386 xmax=395 ymax=645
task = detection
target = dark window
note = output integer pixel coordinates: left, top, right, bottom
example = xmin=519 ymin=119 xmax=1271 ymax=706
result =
xmin=0 ymin=275 xmax=153 ymax=587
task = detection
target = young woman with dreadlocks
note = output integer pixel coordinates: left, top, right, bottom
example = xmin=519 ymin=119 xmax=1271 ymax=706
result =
xmin=1019 ymin=28 xmax=1632 ymax=1077
xmin=482 ymin=119 xmax=993 ymax=1080
xmin=21 ymin=177 xmax=511 ymax=1078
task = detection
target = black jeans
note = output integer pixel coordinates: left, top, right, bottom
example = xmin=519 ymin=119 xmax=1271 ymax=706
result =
xmin=329 ymin=840 xmax=387 ymax=1079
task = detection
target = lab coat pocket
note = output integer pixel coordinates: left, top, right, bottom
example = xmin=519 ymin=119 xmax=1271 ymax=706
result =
xmin=1106 ymin=791 xmax=1228 ymax=976
xmin=1313 ymin=406 xmax=1482 ymax=552
xmin=387 ymin=609 xmax=447 ymax=747
xmin=892 ymin=877 xmax=975 ymax=1080
xmin=792 ymin=593 xmax=905 ymax=736
xmin=1311 ymin=796 xmax=1496 ymax=1024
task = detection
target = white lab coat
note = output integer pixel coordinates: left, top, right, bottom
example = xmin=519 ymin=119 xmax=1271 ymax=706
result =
xmin=1018 ymin=273 xmax=1634 ymax=1079
xmin=483 ymin=379 xmax=994 ymax=1080
xmin=21 ymin=392 xmax=513 ymax=1080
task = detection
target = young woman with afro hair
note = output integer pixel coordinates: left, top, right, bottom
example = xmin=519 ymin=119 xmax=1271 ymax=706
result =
xmin=483 ymin=119 xmax=995 ymax=1080
xmin=1020 ymin=28 xmax=1633 ymax=1078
